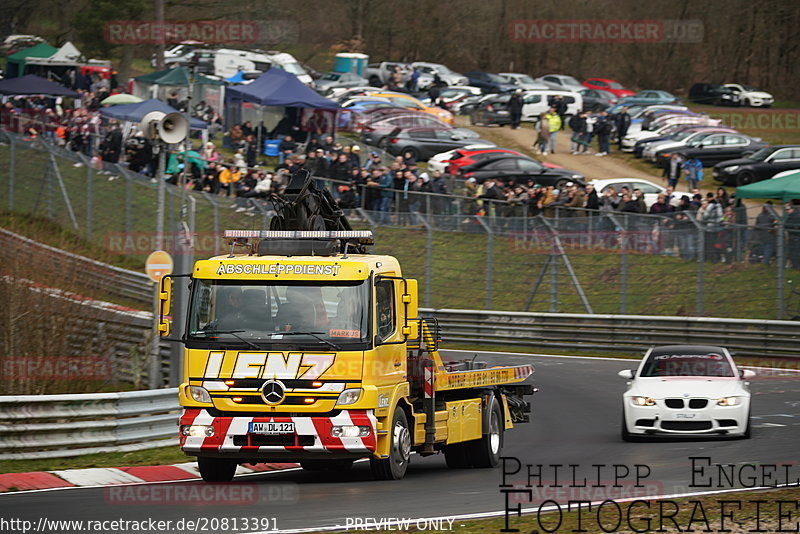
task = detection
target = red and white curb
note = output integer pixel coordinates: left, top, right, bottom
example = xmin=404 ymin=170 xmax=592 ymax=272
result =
xmin=0 ymin=462 xmax=298 ymax=493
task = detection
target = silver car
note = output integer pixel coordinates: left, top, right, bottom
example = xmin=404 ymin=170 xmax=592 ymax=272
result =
xmin=411 ymin=62 xmax=469 ymax=89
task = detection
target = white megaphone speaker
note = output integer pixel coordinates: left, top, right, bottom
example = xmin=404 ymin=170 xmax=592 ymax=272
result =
xmin=139 ymin=111 xmax=188 ymax=144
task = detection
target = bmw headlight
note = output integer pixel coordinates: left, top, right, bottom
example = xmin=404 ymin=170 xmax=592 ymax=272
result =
xmin=336 ymin=388 xmax=362 ymax=406
xmin=717 ymin=396 xmax=742 ymax=406
xmin=189 ymin=386 xmax=212 ymax=404
xmin=723 ymin=165 xmax=740 ymax=173
xmin=631 ymin=396 xmax=656 ymax=406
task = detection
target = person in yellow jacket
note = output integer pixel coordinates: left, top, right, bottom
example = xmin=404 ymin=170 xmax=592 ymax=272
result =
xmin=544 ymin=107 xmax=561 ymax=155
xmin=218 ymin=163 xmax=241 ymax=196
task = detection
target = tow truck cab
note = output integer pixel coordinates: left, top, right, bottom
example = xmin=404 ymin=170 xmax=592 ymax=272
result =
xmin=159 ymin=230 xmax=534 ymax=481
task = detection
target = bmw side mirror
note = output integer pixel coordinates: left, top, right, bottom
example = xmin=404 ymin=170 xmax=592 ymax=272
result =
xmin=618 ymin=369 xmax=634 ymax=379
xmin=740 ymin=369 xmax=756 ymax=380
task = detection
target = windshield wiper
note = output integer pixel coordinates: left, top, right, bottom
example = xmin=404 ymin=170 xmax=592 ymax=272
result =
xmin=272 ymin=331 xmax=341 ymax=351
xmin=193 ymin=329 xmax=261 ymax=350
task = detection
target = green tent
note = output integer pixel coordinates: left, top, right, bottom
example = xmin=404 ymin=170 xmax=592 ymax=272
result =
xmin=5 ymin=42 xmax=58 ymax=78
xmin=134 ymin=66 xmax=224 ymax=86
xmin=735 ymin=170 xmax=800 ymax=202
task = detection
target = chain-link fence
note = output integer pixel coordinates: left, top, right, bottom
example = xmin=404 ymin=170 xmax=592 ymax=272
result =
xmin=1 ymin=130 xmax=797 ymax=320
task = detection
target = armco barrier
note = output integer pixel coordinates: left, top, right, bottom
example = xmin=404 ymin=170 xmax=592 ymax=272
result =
xmin=0 ymin=388 xmax=179 ymax=460
xmin=421 ymin=308 xmax=800 ymax=358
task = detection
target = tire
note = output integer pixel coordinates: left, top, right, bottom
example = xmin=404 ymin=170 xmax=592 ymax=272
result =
xmin=443 ymin=442 xmax=471 ymax=469
xmin=467 ymin=396 xmax=503 ymax=468
xmin=369 ymin=76 xmax=381 ymax=87
xmin=742 ymin=98 xmax=750 ymax=107
xmin=198 ymin=457 xmax=237 ymax=482
xmin=269 ymin=215 xmax=285 ymax=230
xmin=377 ymin=137 xmax=389 ymax=149
xmin=370 ymin=406 xmax=411 ymax=480
xmin=742 ymin=410 xmax=752 ymax=439
xmin=621 ymin=411 xmax=634 ymax=442
xmin=737 ymin=171 xmax=755 ymax=186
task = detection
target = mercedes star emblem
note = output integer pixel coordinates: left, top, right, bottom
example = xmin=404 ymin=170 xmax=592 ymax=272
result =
xmin=261 ymin=380 xmax=286 ymax=405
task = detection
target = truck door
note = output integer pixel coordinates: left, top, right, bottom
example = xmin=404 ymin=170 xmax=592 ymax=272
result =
xmin=371 ymin=278 xmax=406 ymax=386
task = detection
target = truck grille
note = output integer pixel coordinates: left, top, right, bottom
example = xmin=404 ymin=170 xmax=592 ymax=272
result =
xmin=233 ymin=435 xmax=315 ymax=447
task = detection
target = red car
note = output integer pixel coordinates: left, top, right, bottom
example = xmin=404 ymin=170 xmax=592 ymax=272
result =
xmin=582 ymin=78 xmax=635 ymax=98
xmin=447 ymin=148 xmax=561 ymax=175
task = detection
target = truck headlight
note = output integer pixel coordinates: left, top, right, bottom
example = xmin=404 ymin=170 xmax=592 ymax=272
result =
xmin=631 ymin=396 xmax=656 ymax=406
xmin=723 ymin=165 xmax=740 ymax=172
xmin=189 ymin=386 xmax=212 ymax=404
xmin=181 ymin=425 xmax=215 ymax=437
xmin=336 ymin=388 xmax=362 ymax=406
xmin=717 ymin=397 xmax=741 ymax=406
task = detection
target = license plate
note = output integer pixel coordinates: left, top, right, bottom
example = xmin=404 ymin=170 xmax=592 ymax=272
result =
xmin=248 ymin=422 xmax=295 ymax=434
xmin=674 ymin=413 xmax=696 ymax=419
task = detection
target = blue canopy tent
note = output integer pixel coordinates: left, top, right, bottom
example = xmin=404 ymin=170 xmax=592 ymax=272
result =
xmin=99 ymin=99 xmax=207 ymax=130
xmin=224 ymin=69 xmax=338 ymax=141
xmin=0 ymin=74 xmax=79 ymax=97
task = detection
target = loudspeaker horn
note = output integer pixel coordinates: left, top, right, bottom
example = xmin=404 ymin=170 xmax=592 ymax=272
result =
xmin=139 ymin=111 xmax=166 ymax=140
xmin=157 ymin=112 xmax=189 ymax=145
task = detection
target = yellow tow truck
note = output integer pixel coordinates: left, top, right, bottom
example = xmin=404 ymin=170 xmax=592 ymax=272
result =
xmin=158 ymin=172 xmax=535 ymax=481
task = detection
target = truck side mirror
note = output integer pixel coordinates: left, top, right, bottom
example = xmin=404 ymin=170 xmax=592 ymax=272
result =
xmin=158 ymin=276 xmax=172 ymax=337
xmin=402 ymin=279 xmax=419 ymax=320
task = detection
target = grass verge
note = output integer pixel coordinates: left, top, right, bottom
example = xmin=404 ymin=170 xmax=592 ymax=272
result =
xmin=0 ymin=446 xmax=188 ymax=475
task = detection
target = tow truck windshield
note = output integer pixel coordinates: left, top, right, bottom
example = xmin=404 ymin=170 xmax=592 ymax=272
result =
xmin=187 ymin=279 xmax=370 ymax=348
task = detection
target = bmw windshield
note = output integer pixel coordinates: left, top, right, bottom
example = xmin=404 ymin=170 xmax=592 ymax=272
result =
xmin=747 ymin=147 xmax=773 ymax=161
xmin=640 ymin=352 xmax=735 ymax=378
xmin=187 ymin=280 xmax=370 ymax=349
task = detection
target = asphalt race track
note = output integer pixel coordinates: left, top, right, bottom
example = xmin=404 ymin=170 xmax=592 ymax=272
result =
xmin=3 ymin=351 xmax=799 ymax=533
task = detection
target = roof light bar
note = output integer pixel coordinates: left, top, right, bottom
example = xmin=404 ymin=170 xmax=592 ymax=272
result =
xmin=224 ymin=230 xmax=374 ymax=240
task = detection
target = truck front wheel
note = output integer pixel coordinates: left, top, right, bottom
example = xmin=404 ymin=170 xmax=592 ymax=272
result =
xmin=468 ymin=396 xmax=503 ymax=468
xmin=370 ymin=407 xmax=411 ymax=480
xmin=198 ymin=457 xmax=237 ymax=482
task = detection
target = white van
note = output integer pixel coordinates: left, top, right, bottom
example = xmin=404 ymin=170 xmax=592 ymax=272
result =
xmin=520 ymin=90 xmax=583 ymax=122
xmin=213 ymin=49 xmax=312 ymax=84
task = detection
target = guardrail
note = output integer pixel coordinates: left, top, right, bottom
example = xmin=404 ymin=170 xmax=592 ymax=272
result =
xmin=0 ymin=388 xmax=179 ymax=460
xmin=0 ymin=227 xmax=152 ymax=309
xmin=421 ymin=308 xmax=800 ymax=358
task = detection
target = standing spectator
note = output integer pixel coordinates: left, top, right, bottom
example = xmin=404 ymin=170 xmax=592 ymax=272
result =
xmin=364 ymin=151 xmax=382 ymax=170
xmin=245 ymin=134 xmax=258 ymax=167
xmin=551 ymin=95 xmax=567 ymax=129
xmin=203 ymin=142 xmax=220 ymax=164
xmin=664 ymin=154 xmax=684 ymax=190
xmin=100 ymin=122 xmax=123 ymax=164
xmin=649 ymin=193 xmax=674 ymax=214
xmin=754 ymin=202 xmax=778 ymax=264
xmin=278 ymin=135 xmax=297 ymax=165
xmin=785 ymin=203 xmax=800 ymax=270
xmin=568 ymin=112 xmax=587 ymax=154
xmin=583 ymin=111 xmax=595 ymax=154
xmin=508 ymin=90 xmax=524 ymax=129
xmin=684 ymin=157 xmax=703 ymax=191
xmin=585 ymin=183 xmax=600 ymax=211
xmin=614 ymin=107 xmax=631 ymax=150
xmin=544 ymin=107 xmax=561 ymax=154
xmin=378 ymin=167 xmax=394 ymax=223
xmin=407 ymin=67 xmax=420 ymax=92
xmin=594 ymin=111 xmax=611 ymax=156
xmin=430 ymin=170 xmax=449 ymax=214
xmin=715 ymin=187 xmax=730 ymax=208
xmin=349 ymin=145 xmax=362 ymax=168
xmin=533 ymin=113 xmax=550 ymax=155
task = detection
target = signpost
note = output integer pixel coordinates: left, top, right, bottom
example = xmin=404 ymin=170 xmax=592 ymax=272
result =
xmin=146 ymin=250 xmax=173 ymax=388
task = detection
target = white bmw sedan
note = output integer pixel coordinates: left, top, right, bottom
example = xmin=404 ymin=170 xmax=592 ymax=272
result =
xmin=619 ymin=345 xmax=755 ymax=440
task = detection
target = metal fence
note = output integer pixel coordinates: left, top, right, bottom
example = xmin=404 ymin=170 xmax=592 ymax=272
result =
xmin=1 ymin=129 xmax=798 ymax=320
xmin=424 ymin=309 xmax=800 ymax=358
xmin=0 ymin=388 xmax=179 ymax=460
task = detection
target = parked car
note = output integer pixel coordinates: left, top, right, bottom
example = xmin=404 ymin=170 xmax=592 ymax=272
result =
xmin=314 ymin=71 xmax=370 ymax=95
xmin=340 ymin=96 xmax=395 ymax=109
xmin=723 ymin=83 xmax=774 ymax=108
xmin=427 ymin=144 xmax=498 ymax=173
xmin=578 ymin=88 xmax=618 ymax=111
xmin=469 ymin=94 xmax=513 ymax=126
xmin=463 ymin=72 xmax=518 ymax=94
xmin=620 ymin=90 xmax=681 ymax=106
xmin=688 ymin=83 xmax=741 ymax=106
xmin=365 ymin=61 xmax=411 ymax=87
xmin=619 ymin=345 xmax=754 ymax=441
xmin=633 ymin=125 xmax=734 ymax=158
xmin=713 ymin=146 xmax=800 ymax=186
xmin=371 ymin=92 xmax=454 ymax=125
xmin=590 ymin=178 xmax=683 ymax=208
xmin=520 ymin=90 xmax=583 ymax=121
xmin=385 ymin=128 xmax=495 ymax=161
xmin=426 ymin=86 xmax=484 ymax=114
xmin=411 ymin=62 xmax=468 ymax=88
xmin=447 ymin=148 xmax=536 ymax=175
xmin=331 ymin=86 xmax=383 ymax=101
xmin=533 ymin=74 xmax=585 ymax=93
xmin=643 ymin=128 xmax=737 ymax=162
xmin=671 ymin=133 xmax=768 ymax=166
xmin=361 ymin=114 xmax=476 ymax=147
xmin=498 ymin=73 xmax=549 ymax=90
xmin=458 ymin=156 xmax=584 ymax=188
xmin=581 ymin=78 xmax=635 ymax=98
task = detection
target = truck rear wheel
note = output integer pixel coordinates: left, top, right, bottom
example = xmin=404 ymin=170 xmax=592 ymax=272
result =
xmin=370 ymin=406 xmax=411 ymax=480
xmin=468 ymin=396 xmax=503 ymax=468
xmin=198 ymin=457 xmax=237 ymax=482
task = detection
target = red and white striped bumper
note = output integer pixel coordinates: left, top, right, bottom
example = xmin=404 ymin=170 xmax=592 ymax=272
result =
xmin=179 ymin=409 xmax=377 ymax=456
